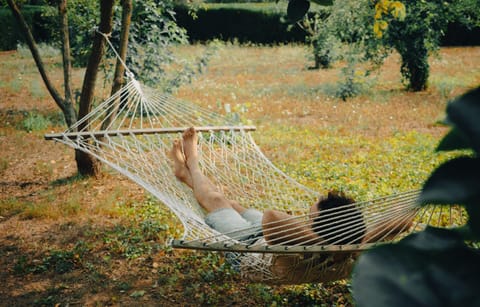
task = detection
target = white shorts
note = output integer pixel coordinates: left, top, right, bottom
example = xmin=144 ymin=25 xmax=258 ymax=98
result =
xmin=205 ymin=208 xmax=263 ymax=242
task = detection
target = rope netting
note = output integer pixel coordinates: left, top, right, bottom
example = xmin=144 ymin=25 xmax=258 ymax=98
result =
xmin=45 ymin=77 xmax=319 ymax=239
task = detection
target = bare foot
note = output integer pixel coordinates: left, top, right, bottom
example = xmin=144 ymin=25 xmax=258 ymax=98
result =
xmin=170 ymin=139 xmax=192 ymax=187
xmin=182 ymin=127 xmax=199 ymax=169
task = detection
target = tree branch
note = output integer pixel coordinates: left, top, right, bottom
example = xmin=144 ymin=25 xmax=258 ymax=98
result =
xmin=6 ymin=0 xmax=68 ymax=114
xmin=58 ymin=0 xmax=77 ymax=126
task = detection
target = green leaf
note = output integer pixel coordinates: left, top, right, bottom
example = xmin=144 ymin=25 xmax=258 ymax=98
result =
xmin=287 ymin=0 xmax=310 ymax=23
xmin=352 ymin=228 xmax=480 ymax=307
xmin=436 ymin=127 xmax=471 ymax=152
xmin=446 ymin=87 xmax=480 ymax=154
xmin=419 ymin=156 xmax=480 ymax=206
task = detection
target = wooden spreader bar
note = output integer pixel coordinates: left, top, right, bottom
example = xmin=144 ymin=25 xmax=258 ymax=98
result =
xmin=44 ymin=125 xmax=257 ymax=140
xmin=170 ymin=239 xmax=376 ymax=254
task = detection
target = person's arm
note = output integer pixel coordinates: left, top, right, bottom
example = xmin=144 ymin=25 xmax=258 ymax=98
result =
xmin=362 ymin=213 xmax=414 ymax=243
xmin=262 ymin=209 xmax=322 ymax=246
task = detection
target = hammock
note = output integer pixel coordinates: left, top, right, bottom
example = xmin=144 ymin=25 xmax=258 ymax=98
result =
xmin=45 ymin=52 xmax=466 ymax=285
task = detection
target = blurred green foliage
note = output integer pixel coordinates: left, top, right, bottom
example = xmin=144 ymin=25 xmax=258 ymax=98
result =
xmin=352 ymin=87 xmax=480 ymax=307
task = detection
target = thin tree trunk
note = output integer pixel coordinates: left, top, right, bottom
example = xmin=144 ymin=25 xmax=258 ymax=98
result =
xmin=6 ymin=0 xmax=78 ymax=126
xmin=75 ymin=0 xmax=115 ymax=176
xmin=101 ymin=0 xmax=132 ymax=131
xmin=112 ymin=0 xmax=132 ymax=96
xmin=58 ymin=0 xmax=75 ymax=117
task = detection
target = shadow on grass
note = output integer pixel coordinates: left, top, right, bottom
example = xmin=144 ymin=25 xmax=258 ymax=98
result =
xmin=50 ymin=173 xmax=86 ymax=187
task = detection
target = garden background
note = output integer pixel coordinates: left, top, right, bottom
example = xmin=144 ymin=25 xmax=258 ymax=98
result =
xmin=0 ymin=0 xmax=479 ymax=305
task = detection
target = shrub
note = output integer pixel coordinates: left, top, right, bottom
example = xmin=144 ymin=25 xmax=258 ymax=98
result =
xmin=174 ymin=3 xmax=310 ymax=44
xmin=20 ymin=111 xmax=49 ymax=132
xmin=383 ymin=0 xmax=480 ymax=91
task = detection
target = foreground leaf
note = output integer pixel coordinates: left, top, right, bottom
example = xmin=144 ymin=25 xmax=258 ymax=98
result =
xmin=436 ymin=127 xmax=471 ymax=152
xmin=446 ymin=87 xmax=480 ymax=154
xmin=352 ymin=228 xmax=480 ymax=307
xmin=419 ymin=156 xmax=480 ymax=206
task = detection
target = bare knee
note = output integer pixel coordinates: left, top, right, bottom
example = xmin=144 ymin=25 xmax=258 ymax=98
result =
xmin=197 ymin=192 xmax=232 ymax=213
xmin=229 ymin=200 xmax=247 ymax=214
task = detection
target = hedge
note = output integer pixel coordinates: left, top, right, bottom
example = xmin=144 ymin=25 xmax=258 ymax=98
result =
xmin=173 ymin=3 xmax=314 ymax=44
xmin=1 ymin=3 xmax=478 ymax=51
xmin=174 ymin=3 xmax=479 ymax=45
xmin=441 ymin=22 xmax=480 ymax=46
xmin=0 ymin=5 xmax=54 ymax=51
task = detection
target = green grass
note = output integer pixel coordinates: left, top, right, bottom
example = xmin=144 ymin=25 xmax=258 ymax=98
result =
xmin=0 ymin=158 xmax=8 ymax=175
xmin=29 ymin=80 xmax=46 ymax=99
xmin=9 ymin=78 xmax=22 ymax=93
xmin=0 ymin=197 xmax=26 ymax=218
xmin=255 ymin=125 xmax=456 ymax=200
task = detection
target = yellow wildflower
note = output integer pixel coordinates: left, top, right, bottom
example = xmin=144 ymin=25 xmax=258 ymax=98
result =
xmin=389 ymin=1 xmax=406 ymax=21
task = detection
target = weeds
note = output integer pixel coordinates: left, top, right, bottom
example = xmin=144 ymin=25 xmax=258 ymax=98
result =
xmin=103 ymin=222 xmax=164 ymax=259
xmin=0 ymin=158 xmax=8 ymax=175
xmin=19 ymin=111 xmax=50 ymax=132
xmin=0 ymin=197 xmax=29 ymax=218
xmin=335 ymin=60 xmax=371 ymax=101
xmin=14 ymin=249 xmax=78 ymax=275
xmin=20 ymin=192 xmax=82 ymax=220
xmin=100 ymin=198 xmax=173 ymax=259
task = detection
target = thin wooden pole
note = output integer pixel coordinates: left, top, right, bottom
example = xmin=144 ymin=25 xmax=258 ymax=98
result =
xmin=45 ymin=126 xmax=257 ymax=140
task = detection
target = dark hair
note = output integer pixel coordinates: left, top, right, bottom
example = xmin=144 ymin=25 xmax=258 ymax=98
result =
xmin=312 ymin=191 xmax=366 ymax=245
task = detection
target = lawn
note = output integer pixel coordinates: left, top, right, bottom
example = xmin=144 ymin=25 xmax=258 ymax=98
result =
xmin=0 ymin=43 xmax=479 ymax=305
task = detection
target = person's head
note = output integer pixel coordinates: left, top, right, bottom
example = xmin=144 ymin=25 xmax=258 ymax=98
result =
xmin=310 ymin=190 xmax=366 ymax=245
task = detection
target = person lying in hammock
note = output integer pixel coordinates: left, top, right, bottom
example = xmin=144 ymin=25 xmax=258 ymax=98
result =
xmin=170 ymin=127 xmax=414 ymax=284
xmin=170 ymin=127 xmax=413 ymax=247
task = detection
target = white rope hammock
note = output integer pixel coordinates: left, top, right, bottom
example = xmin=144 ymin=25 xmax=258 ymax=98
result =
xmin=44 ymin=43 xmax=467 ymax=284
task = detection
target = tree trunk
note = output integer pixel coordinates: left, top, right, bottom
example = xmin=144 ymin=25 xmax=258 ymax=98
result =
xmin=101 ymin=0 xmax=133 ymax=131
xmin=75 ymin=0 xmax=115 ymax=176
xmin=8 ymin=0 xmax=117 ymax=177
xmin=6 ymin=0 xmax=77 ymax=126
xmin=112 ymin=0 xmax=132 ymax=96
xmin=58 ymin=0 xmax=75 ymax=119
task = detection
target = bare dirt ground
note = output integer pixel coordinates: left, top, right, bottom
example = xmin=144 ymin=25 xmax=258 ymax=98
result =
xmin=0 ymin=45 xmax=479 ymax=306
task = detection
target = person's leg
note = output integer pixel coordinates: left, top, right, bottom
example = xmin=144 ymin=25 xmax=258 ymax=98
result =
xmin=170 ymin=139 xmax=193 ymax=188
xmin=182 ymin=127 xmax=233 ymax=213
xmin=178 ymin=128 xmax=264 ymax=241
